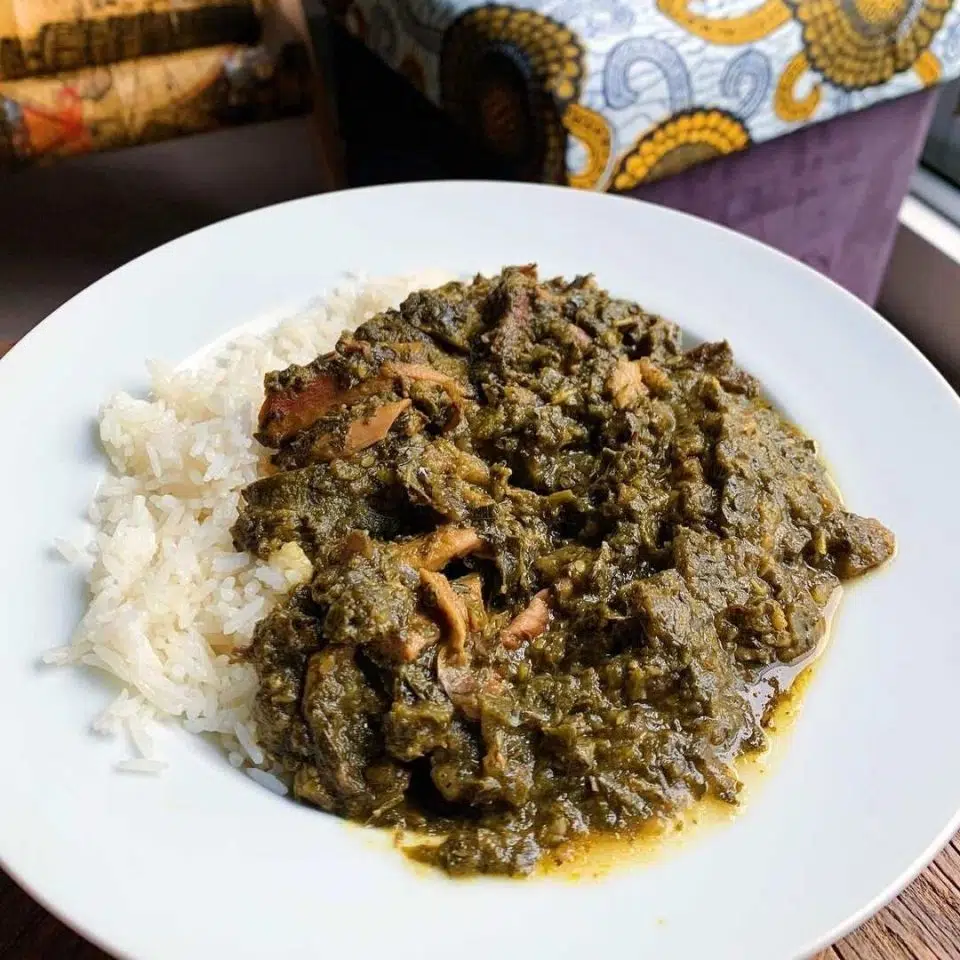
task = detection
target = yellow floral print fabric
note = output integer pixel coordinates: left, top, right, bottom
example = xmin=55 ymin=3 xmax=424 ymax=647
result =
xmin=326 ymin=0 xmax=960 ymax=189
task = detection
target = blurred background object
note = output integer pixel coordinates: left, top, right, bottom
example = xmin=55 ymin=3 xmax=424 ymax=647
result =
xmin=0 ymin=0 xmax=263 ymax=79
xmin=922 ymin=77 xmax=960 ymax=192
xmin=878 ymin=76 xmax=960 ymax=388
xmin=0 ymin=0 xmax=326 ymax=340
xmin=0 ymin=43 xmax=311 ymax=166
xmin=0 ymin=0 xmax=313 ymax=167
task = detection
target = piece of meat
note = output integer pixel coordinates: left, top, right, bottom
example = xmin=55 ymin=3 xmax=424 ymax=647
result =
xmin=336 ymin=338 xmax=373 ymax=357
xmin=383 ymin=342 xmax=431 ymax=359
xmin=420 ymin=569 xmax=469 ymax=661
xmin=607 ymin=359 xmax=648 ymax=410
xmin=397 ymin=439 xmax=493 ymax=521
xmin=384 ymin=699 xmax=455 ymax=761
xmin=257 ymin=373 xmax=343 ymax=447
xmin=424 ymin=569 xmax=503 ymax=720
xmin=489 ymin=273 xmax=534 ymax=368
xmin=335 ymin=530 xmax=375 ymax=562
xmin=390 ymin=526 xmax=485 ymax=572
xmin=312 ymin=548 xmax=419 ymax=650
xmin=810 ymin=511 xmax=895 ymax=579
xmin=635 ymin=357 xmax=672 ymax=394
xmin=377 ymin=611 xmax=442 ymax=663
xmin=500 ymin=589 xmax=552 ymax=650
xmin=319 ymin=532 xmax=470 ymax=665
xmin=383 ymin=361 xmax=458 ymax=387
xmin=452 ymin=573 xmax=487 ymax=632
xmin=365 ymin=340 xmax=463 ymax=374
xmin=257 ymin=373 xmax=392 ymax=448
xmin=678 ymin=340 xmax=758 ymax=397
xmin=258 ymin=345 xmax=474 ymax=450
xmin=383 ymin=361 xmax=466 ymax=431
xmin=298 ymin=646 xmax=385 ymax=810
xmin=436 ymin=646 xmax=504 ymax=721
xmin=409 ymin=438 xmax=491 ymax=488
xmin=232 ymin=460 xmax=399 ymax=559
xmin=344 ymin=399 xmax=412 ymax=453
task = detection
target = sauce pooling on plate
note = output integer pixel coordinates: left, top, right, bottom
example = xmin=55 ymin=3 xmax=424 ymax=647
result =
xmin=232 ymin=266 xmax=894 ymax=876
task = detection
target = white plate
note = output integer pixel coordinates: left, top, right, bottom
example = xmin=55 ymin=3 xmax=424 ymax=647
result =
xmin=1 ymin=181 xmax=959 ymax=960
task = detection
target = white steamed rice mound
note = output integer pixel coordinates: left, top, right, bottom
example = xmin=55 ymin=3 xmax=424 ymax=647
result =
xmin=46 ymin=272 xmax=451 ymax=782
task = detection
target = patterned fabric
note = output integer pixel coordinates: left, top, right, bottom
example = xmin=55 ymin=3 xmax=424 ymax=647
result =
xmin=327 ymin=0 xmax=959 ymax=186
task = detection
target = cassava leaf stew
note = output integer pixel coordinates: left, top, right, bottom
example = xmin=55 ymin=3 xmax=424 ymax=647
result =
xmin=232 ymin=266 xmax=894 ymax=876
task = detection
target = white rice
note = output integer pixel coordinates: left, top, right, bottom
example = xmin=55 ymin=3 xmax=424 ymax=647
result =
xmin=47 ymin=272 xmax=451 ymax=778
xmin=246 ymin=767 xmax=290 ymax=796
xmin=115 ymin=759 xmax=168 ymax=775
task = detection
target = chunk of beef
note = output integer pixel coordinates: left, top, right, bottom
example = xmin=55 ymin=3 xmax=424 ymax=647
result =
xmin=295 ymin=646 xmax=409 ymax=819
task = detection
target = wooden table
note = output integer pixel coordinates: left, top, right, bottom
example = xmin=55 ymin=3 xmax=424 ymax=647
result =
xmin=1 ymin=337 xmax=958 ymax=959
